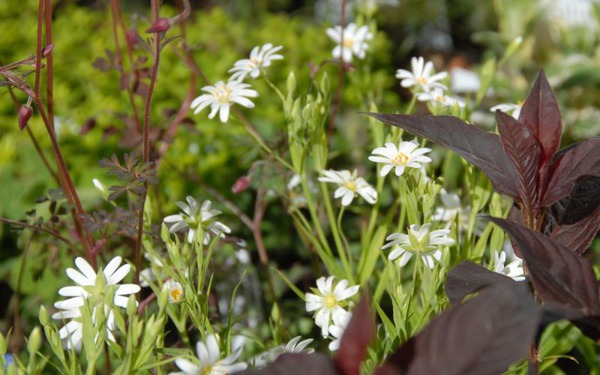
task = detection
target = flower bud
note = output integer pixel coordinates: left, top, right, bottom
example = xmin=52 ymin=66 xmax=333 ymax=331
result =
xmin=231 ymin=176 xmax=250 ymax=194
xmin=18 ymin=105 xmax=33 ymax=131
xmin=146 ymin=18 xmax=170 ymax=33
xmin=27 ymin=327 xmax=42 ymax=355
xmin=42 ymin=43 xmax=54 ymax=58
xmin=126 ymin=28 xmax=139 ymax=46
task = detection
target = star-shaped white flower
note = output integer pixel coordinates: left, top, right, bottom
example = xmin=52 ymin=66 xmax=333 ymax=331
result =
xmin=396 ymin=57 xmax=448 ymax=92
xmin=491 ymin=102 xmax=522 ymax=120
xmin=368 ymin=141 xmax=432 ymax=177
xmin=163 ymin=197 xmax=231 ymax=244
xmin=229 ymin=43 xmax=284 ymax=81
xmin=252 ymin=336 xmax=314 ymax=368
xmin=191 ymin=80 xmax=258 ymax=123
xmin=318 ymin=169 xmax=377 ymax=206
xmin=328 ymin=310 xmax=352 ymax=351
xmin=170 ymin=334 xmax=247 ymax=375
xmin=305 ymin=276 xmax=359 ymax=337
xmin=52 ymin=256 xmax=140 ymax=351
xmin=417 ymin=87 xmax=464 ymax=109
xmin=326 ymin=23 xmax=373 ymax=63
xmin=383 ymin=224 xmax=455 ymax=269
xmin=493 ymin=250 xmax=525 ymax=281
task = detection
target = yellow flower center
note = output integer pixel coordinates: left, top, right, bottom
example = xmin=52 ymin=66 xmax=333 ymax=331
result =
xmin=342 ymin=37 xmax=355 ymax=49
xmin=324 ymin=294 xmax=337 ymax=309
xmin=213 ymin=87 xmax=232 ymax=104
xmin=170 ymin=288 xmax=183 ymax=303
xmin=202 ymin=365 xmax=214 ymax=375
xmin=392 ymin=152 xmax=410 ymax=166
xmin=344 ymin=181 xmax=357 ymax=191
xmin=417 ymin=76 xmax=428 ymax=84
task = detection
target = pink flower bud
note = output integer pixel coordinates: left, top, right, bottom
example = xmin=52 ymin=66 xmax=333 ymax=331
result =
xmin=18 ymin=105 xmax=33 ymax=131
xmin=232 ymin=176 xmax=250 ymax=194
xmin=126 ymin=28 xmax=139 ymax=46
xmin=42 ymin=43 xmax=54 ymax=58
xmin=146 ymin=18 xmax=170 ymax=33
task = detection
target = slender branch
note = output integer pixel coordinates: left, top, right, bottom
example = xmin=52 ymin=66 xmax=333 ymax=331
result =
xmin=0 ymin=217 xmax=76 ymax=249
xmin=43 ymin=0 xmax=54 ymax=125
xmin=327 ymin=0 xmax=347 ymax=147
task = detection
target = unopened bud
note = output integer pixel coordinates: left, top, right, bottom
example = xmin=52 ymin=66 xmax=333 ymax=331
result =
xmin=27 ymin=327 xmax=42 ymax=355
xmin=18 ymin=105 xmax=33 ymax=131
xmin=231 ymin=176 xmax=250 ymax=194
xmin=146 ymin=18 xmax=170 ymax=33
xmin=42 ymin=43 xmax=54 ymax=58
xmin=126 ymin=28 xmax=139 ymax=46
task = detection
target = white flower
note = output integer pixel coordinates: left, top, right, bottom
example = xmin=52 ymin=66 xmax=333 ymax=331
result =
xmin=368 ymin=141 xmax=432 ymax=177
xmin=491 ymin=102 xmax=522 ymax=120
xmin=52 ymin=257 xmax=140 ymax=351
xmin=328 ymin=310 xmax=352 ymax=351
xmin=493 ymin=250 xmax=525 ymax=281
xmin=229 ymin=43 xmax=283 ymax=81
xmin=305 ymin=276 xmax=359 ymax=337
xmin=164 ymin=279 xmax=184 ymax=303
xmin=170 ymin=334 xmax=247 ymax=375
xmin=164 ymin=197 xmax=231 ymax=244
xmin=395 ymin=57 xmax=448 ymax=92
xmin=417 ymin=87 xmax=464 ymax=109
xmin=318 ymin=169 xmax=377 ymax=206
xmin=191 ymin=80 xmax=258 ymax=123
xmin=252 ymin=336 xmax=314 ymax=368
xmin=432 ymin=189 xmax=471 ymax=231
xmin=450 ymin=67 xmax=481 ymax=94
xmin=383 ymin=224 xmax=455 ymax=269
xmin=326 ymin=23 xmax=373 ymax=63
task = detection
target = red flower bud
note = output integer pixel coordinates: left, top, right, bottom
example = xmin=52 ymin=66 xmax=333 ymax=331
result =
xmin=126 ymin=28 xmax=139 ymax=46
xmin=42 ymin=43 xmax=54 ymax=58
xmin=232 ymin=176 xmax=250 ymax=194
xmin=146 ymin=18 xmax=171 ymax=33
xmin=18 ymin=105 xmax=33 ymax=131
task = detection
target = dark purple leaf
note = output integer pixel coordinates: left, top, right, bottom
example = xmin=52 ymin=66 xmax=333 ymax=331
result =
xmin=375 ymin=283 xmax=540 ymax=375
xmin=541 ymin=137 xmax=600 ymax=207
xmin=238 ymin=353 xmax=337 ymax=375
xmin=445 ymin=260 xmax=519 ymax=305
xmin=551 ymin=177 xmax=600 ymax=225
xmin=335 ymin=292 xmax=375 ymax=375
xmin=496 ymin=110 xmax=541 ymax=210
xmin=518 ymin=70 xmax=562 ymax=166
xmin=367 ymin=113 xmax=519 ymax=198
xmin=550 ymin=204 xmax=600 ymax=255
xmin=488 ymin=218 xmax=600 ymax=340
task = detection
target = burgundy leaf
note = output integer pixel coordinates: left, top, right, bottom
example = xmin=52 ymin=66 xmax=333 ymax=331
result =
xmin=445 ymin=260 xmax=518 ymax=305
xmin=367 ymin=113 xmax=519 ymax=198
xmin=375 ymin=283 xmax=540 ymax=375
xmin=496 ymin=110 xmax=541 ymax=210
xmin=488 ymin=218 xmax=600 ymax=321
xmin=551 ymin=177 xmax=600 ymax=225
xmin=550 ymin=204 xmax=600 ymax=255
xmin=541 ymin=137 xmax=600 ymax=207
xmin=238 ymin=353 xmax=338 ymax=375
xmin=335 ymin=292 xmax=375 ymax=375
xmin=518 ymin=70 xmax=562 ymax=166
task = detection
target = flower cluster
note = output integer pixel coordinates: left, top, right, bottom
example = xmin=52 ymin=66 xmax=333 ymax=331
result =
xmin=305 ymin=276 xmax=359 ymax=342
xmin=191 ymin=43 xmax=283 ymax=123
xmin=52 ymin=257 xmax=140 ymax=351
xmin=383 ymin=223 xmax=455 ymax=269
xmin=163 ymin=197 xmax=231 ymax=244
xmin=326 ymin=23 xmax=373 ymax=63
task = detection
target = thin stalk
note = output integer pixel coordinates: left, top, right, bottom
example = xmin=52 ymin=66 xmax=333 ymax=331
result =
xmin=320 ymin=182 xmax=353 ymax=282
xmin=0 ymin=217 xmax=75 ymax=248
xmin=262 ymin=74 xmax=286 ymax=104
xmin=327 ymin=0 xmax=348 ymax=147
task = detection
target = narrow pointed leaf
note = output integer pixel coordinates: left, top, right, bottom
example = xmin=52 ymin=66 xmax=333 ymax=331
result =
xmin=368 ymin=113 xmax=519 ymax=198
xmin=445 ymin=260 xmax=519 ymax=305
xmin=375 ymin=283 xmax=540 ymax=375
xmin=496 ymin=110 xmax=541 ymax=209
xmin=488 ymin=218 xmax=600 ymax=340
xmin=335 ymin=292 xmax=375 ymax=375
xmin=238 ymin=353 xmax=338 ymax=375
xmin=518 ymin=70 xmax=562 ymax=165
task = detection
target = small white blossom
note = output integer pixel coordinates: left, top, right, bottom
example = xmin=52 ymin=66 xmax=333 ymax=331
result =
xmin=450 ymin=67 xmax=481 ymax=94
xmin=396 ymin=57 xmax=448 ymax=92
xmin=164 ymin=279 xmax=184 ymax=303
xmin=432 ymin=190 xmax=470 ymax=231
xmin=318 ymin=169 xmax=377 ymax=206
xmin=52 ymin=257 xmax=140 ymax=351
xmin=417 ymin=87 xmax=464 ymax=109
xmin=493 ymin=250 xmax=526 ymax=281
xmin=368 ymin=141 xmax=432 ymax=177
xmin=328 ymin=310 xmax=352 ymax=351
xmin=326 ymin=23 xmax=373 ymax=63
xmin=383 ymin=224 xmax=455 ymax=269
xmin=170 ymin=334 xmax=247 ymax=375
xmin=164 ymin=197 xmax=231 ymax=244
xmin=305 ymin=276 xmax=359 ymax=337
xmin=229 ymin=43 xmax=284 ymax=81
xmin=491 ymin=102 xmax=522 ymax=120
xmin=252 ymin=336 xmax=314 ymax=368
xmin=191 ymin=80 xmax=258 ymax=123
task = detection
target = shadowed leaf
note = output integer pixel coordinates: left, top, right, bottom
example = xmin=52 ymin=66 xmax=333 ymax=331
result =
xmin=551 ymin=177 xmax=600 ymax=225
xmin=489 ymin=218 xmax=600 ymax=340
xmin=238 ymin=353 xmax=337 ymax=375
xmin=367 ymin=113 xmax=519 ymax=198
xmin=518 ymin=70 xmax=562 ymax=166
xmin=335 ymin=292 xmax=375 ymax=375
xmin=496 ymin=111 xmax=540 ymax=210
xmin=550 ymin=204 xmax=600 ymax=255
xmin=375 ymin=283 xmax=539 ymax=375
xmin=445 ymin=260 xmax=518 ymax=305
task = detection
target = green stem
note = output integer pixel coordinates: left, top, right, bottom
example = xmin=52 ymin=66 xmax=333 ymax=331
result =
xmin=263 ymin=74 xmax=286 ymax=104
xmin=320 ymin=182 xmax=353 ymax=282
xmin=300 ymin=173 xmax=333 ymax=258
